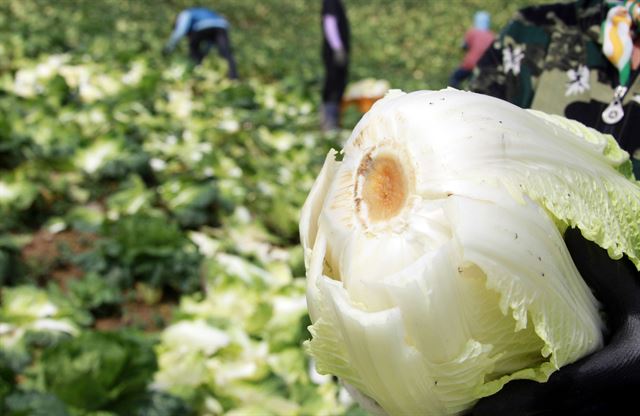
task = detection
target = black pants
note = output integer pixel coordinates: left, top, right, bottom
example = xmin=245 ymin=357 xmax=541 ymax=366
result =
xmin=322 ymin=48 xmax=348 ymax=104
xmin=188 ymin=27 xmax=238 ymax=79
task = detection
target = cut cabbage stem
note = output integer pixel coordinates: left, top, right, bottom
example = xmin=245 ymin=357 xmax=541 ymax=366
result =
xmin=356 ymin=152 xmax=408 ymax=223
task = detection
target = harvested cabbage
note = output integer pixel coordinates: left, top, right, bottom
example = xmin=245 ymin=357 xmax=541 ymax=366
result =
xmin=300 ymin=89 xmax=640 ymax=415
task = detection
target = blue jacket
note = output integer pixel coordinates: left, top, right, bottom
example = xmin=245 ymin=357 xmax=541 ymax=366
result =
xmin=166 ymin=8 xmax=229 ymax=50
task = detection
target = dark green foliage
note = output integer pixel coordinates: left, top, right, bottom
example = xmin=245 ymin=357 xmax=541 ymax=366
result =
xmin=38 ymin=330 xmax=157 ymax=411
xmin=75 ymin=214 xmax=203 ymax=294
xmin=67 ymin=272 xmax=124 ymax=317
xmin=0 ymin=237 xmax=24 ymax=286
xmin=0 ymin=350 xmax=17 ymax=403
xmin=3 ymin=391 xmax=70 ymax=416
xmin=112 ymin=390 xmax=195 ymax=416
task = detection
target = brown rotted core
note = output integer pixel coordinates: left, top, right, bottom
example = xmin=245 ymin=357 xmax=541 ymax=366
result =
xmin=358 ymin=154 xmax=408 ymax=222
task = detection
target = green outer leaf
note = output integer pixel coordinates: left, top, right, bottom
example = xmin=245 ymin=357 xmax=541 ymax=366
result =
xmin=519 ymin=109 xmax=640 ymax=269
xmin=527 ymin=110 xmax=635 ymax=179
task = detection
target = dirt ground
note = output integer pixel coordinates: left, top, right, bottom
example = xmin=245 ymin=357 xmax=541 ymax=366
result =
xmin=19 ymin=228 xmax=175 ymax=332
xmin=20 ymin=229 xmax=96 ymax=290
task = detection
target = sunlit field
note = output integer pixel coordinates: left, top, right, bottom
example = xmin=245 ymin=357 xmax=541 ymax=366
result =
xmin=1 ymin=1 xmax=542 ymax=414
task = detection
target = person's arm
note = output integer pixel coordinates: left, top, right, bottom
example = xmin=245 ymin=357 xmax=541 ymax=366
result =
xmin=323 ymin=14 xmax=347 ymax=66
xmin=467 ymin=36 xmax=508 ymax=98
xmin=323 ymin=15 xmax=344 ymax=51
xmin=164 ymin=10 xmax=191 ymax=52
xmin=461 ymin=30 xmax=470 ymax=50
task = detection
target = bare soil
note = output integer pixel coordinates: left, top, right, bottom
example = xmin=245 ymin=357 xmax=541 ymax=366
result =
xmin=19 ymin=228 xmax=176 ymax=332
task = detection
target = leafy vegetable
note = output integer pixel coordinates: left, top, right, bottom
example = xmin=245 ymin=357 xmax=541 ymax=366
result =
xmin=157 ymin=177 xmax=232 ymax=229
xmin=3 ymin=390 xmax=69 ymax=416
xmin=66 ymin=272 xmax=124 ymax=317
xmin=37 ymin=330 xmax=157 ymax=411
xmin=0 ymin=285 xmax=90 ymax=345
xmin=301 ymin=89 xmax=640 ymax=415
xmin=0 ymin=350 xmax=17 ymax=402
xmin=150 ymin=253 xmax=350 ymax=415
xmin=0 ymin=235 xmax=24 ymax=285
xmin=120 ymin=390 xmax=194 ymax=416
xmin=75 ymin=214 xmax=203 ymax=294
xmin=74 ymin=137 xmax=150 ymax=182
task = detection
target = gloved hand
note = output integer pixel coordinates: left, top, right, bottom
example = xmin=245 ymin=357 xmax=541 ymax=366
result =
xmin=333 ymin=48 xmax=347 ymax=66
xmin=469 ymin=227 xmax=640 ymax=415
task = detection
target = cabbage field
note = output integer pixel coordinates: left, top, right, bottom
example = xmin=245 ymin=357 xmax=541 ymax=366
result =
xmin=1 ymin=1 xmax=538 ymax=414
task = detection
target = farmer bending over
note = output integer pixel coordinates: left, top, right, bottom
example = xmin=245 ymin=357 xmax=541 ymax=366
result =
xmin=164 ymin=7 xmax=239 ymax=79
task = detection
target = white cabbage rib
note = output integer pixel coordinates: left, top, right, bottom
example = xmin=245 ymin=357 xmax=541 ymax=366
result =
xmin=300 ymin=89 xmax=640 ymax=415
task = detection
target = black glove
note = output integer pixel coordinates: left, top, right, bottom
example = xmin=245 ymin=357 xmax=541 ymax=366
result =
xmin=469 ymin=227 xmax=640 ymax=416
xmin=333 ymin=48 xmax=347 ymax=66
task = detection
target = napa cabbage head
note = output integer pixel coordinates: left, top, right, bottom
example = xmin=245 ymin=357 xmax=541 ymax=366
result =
xmin=300 ymin=89 xmax=640 ymax=416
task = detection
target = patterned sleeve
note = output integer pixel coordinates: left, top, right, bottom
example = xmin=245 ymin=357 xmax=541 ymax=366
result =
xmin=469 ymin=5 xmax=554 ymax=108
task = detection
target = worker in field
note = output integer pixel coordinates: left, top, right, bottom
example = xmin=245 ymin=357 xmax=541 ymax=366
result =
xmin=163 ymin=7 xmax=239 ymax=80
xmin=448 ymin=10 xmax=495 ymax=89
xmin=321 ymin=0 xmax=350 ymax=131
